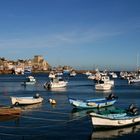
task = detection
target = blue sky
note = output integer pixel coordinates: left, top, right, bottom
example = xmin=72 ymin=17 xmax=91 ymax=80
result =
xmin=0 ymin=0 xmax=140 ymax=71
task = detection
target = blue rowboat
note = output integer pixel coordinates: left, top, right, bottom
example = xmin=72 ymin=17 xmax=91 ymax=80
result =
xmin=68 ymin=93 xmax=118 ymax=109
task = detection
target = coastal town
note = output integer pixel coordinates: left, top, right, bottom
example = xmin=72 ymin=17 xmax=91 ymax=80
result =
xmin=0 ymin=55 xmax=73 ymax=74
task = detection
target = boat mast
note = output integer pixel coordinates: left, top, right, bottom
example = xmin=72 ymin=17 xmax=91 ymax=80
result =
xmin=136 ymin=53 xmax=139 ymax=72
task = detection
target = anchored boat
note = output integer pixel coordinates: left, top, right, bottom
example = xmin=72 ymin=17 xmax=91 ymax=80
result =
xmin=68 ymin=93 xmax=118 ymax=109
xmin=89 ymin=104 xmax=140 ymax=128
xmin=11 ymin=94 xmax=43 ymax=106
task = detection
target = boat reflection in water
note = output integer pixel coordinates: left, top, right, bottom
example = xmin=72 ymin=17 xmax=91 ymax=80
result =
xmin=21 ymin=102 xmax=43 ymax=112
xmin=49 ymin=87 xmax=67 ymax=92
xmin=70 ymin=106 xmax=116 ymax=119
xmin=91 ymin=124 xmax=140 ymax=139
xmin=0 ymin=115 xmax=19 ymax=122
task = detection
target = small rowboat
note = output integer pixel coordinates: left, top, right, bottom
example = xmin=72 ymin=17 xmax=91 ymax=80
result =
xmin=68 ymin=93 xmax=118 ymax=109
xmin=89 ymin=104 xmax=140 ymax=128
xmin=0 ymin=106 xmax=21 ymax=116
xmin=11 ymin=94 xmax=43 ymax=106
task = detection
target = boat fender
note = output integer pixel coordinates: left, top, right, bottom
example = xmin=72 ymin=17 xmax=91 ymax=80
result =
xmin=34 ymin=93 xmax=40 ymax=98
xmin=49 ymin=98 xmax=56 ymax=104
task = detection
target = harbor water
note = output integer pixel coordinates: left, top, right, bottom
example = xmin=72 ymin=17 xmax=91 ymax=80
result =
xmin=0 ymin=73 xmax=140 ymax=140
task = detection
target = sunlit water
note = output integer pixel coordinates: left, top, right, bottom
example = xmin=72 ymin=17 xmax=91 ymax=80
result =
xmin=0 ymin=73 xmax=140 ymax=140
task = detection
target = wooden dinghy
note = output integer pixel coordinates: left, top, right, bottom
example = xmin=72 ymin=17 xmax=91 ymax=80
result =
xmin=89 ymin=104 xmax=140 ymax=128
xmin=0 ymin=106 xmax=21 ymax=116
xmin=68 ymin=93 xmax=118 ymax=109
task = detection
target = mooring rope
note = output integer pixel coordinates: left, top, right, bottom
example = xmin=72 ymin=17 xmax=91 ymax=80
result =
xmin=0 ymin=114 xmax=87 ymax=129
xmin=21 ymin=109 xmax=70 ymax=115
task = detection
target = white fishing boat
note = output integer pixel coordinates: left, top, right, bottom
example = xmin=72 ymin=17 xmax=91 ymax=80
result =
xmin=48 ymin=71 xmax=56 ymax=78
xmin=44 ymin=77 xmax=68 ymax=89
xmin=95 ymin=83 xmax=112 ymax=91
xmin=24 ymin=66 xmax=32 ymax=74
xmin=23 ymin=76 xmax=36 ymax=85
xmin=90 ymin=104 xmax=140 ymax=128
xmin=128 ymin=75 xmax=140 ymax=84
xmin=100 ymin=76 xmax=114 ymax=86
xmin=88 ymin=75 xmax=95 ymax=80
xmin=70 ymin=71 xmax=77 ymax=77
xmin=11 ymin=94 xmax=43 ymax=105
xmin=84 ymin=71 xmax=92 ymax=76
xmin=109 ymin=72 xmax=118 ymax=78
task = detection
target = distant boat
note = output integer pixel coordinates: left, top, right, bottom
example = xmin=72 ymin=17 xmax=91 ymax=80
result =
xmin=84 ymin=71 xmax=92 ymax=76
xmin=68 ymin=93 xmax=118 ymax=109
xmin=100 ymin=76 xmax=114 ymax=86
xmin=89 ymin=104 xmax=140 ymax=128
xmin=44 ymin=77 xmax=68 ymax=89
xmin=24 ymin=67 xmax=32 ymax=74
xmin=63 ymin=69 xmax=71 ymax=74
xmin=128 ymin=75 xmax=140 ymax=84
xmin=110 ymin=72 xmax=118 ymax=78
xmin=88 ymin=74 xmax=95 ymax=80
xmin=69 ymin=71 xmax=77 ymax=77
xmin=22 ymin=76 xmax=36 ymax=85
xmin=11 ymin=94 xmax=43 ymax=106
xmin=95 ymin=82 xmax=112 ymax=91
xmin=48 ymin=71 xmax=56 ymax=78
xmin=128 ymin=53 xmax=140 ymax=84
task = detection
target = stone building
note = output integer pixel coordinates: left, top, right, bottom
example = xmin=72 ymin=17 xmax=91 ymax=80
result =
xmin=32 ymin=55 xmax=50 ymax=71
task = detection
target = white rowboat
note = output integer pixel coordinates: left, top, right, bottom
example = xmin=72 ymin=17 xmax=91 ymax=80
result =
xmin=11 ymin=94 xmax=43 ymax=105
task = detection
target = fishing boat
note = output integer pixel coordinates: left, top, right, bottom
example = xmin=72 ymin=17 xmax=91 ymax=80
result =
xmin=68 ymin=93 xmax=118 ymax=109
xmin=69 ymin=71 xmax=77 ymax=77
xmin=100 ymin=76 xmax=114 ymax=86
xmin=0 ymin=106 xmax=21 ymax=115
xmin=89 ymin=104 xmax=140 ymax=128
xmin=24 ymin=66 xmax=32 ymax=74
xmin=48 ymin=71 xmax=56 ymax=78
xmin=128 ymin=75 xmax=140 ymax=84
xmin=10 ymin=94 xmax=43 ymax=106
xmin=22 ymin=76 xmax=36 ymax=85
xmin=44 ymin=77 xmax=68 ymax=89
xmin=95 ymin=83 xmax=112 ymax=91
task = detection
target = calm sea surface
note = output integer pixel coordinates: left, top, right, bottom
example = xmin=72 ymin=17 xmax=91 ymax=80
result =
xmin=0 ymin=73 xmax=140 ymax=140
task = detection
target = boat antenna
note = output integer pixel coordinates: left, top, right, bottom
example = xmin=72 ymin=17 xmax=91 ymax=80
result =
xmin=137 ymin=53 xmax=139 ymax=72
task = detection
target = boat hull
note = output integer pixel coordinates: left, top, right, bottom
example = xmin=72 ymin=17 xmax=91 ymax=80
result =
xmin=44 ymin=81 xmax=68 ymax=89
xmin=0 ymin=107 xmax=21 ymax=115
xmin=11 ymin=97 xmax=43 ymax=105
xmin=95 ymin=83 xmax=112 ymax=90
xmin=90 ymin=112 xmax=140 ymax=128
xmin=69 ymin=98 xmax=117 ymax=109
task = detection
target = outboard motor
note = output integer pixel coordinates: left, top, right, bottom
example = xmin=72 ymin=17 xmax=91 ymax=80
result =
xmin=128 ymin=104 xmax=139 ymax=115
xmin=47 ymin=83 xmax=51 ymax=89
xmin=106 ymin=93 xmax=118 ymax=100
xmin=34 ymin=93 xmax=40 ymax=98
